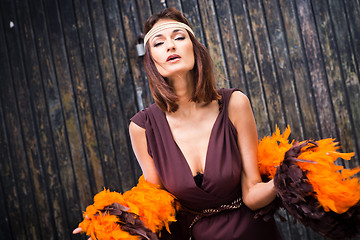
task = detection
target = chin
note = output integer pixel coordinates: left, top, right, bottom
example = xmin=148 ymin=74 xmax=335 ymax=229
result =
xmin=160 ymin=65 xmax=194 ymax=78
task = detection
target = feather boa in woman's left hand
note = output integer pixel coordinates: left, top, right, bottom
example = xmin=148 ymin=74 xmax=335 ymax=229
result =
xmin=257 ymin=126 xmax=360 ymax=239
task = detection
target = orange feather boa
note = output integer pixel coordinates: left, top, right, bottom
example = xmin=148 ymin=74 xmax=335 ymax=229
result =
xmin=78 ymin=176 xmax=176 ymax=240
xmin=258 ymin=125 xmax=360 ymax=214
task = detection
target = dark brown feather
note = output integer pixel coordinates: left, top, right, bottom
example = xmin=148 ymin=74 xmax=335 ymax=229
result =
xmin=98 ymin=203 xmax=159 ymax=240
xmin=273 ymin=141 xmax=360 ymax=239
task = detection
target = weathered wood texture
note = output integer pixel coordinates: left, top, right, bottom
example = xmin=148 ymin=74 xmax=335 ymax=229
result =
xmin=0 ymin=0 xmax=359 ymax=239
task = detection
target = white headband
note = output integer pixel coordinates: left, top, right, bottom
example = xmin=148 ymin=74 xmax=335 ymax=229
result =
xmin=143 ymin=22 xmax=194 ymax=48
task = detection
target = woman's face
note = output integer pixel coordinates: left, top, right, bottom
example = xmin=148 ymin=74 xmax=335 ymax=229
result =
xmin=149 ymin=19 xmax=195 ymax=78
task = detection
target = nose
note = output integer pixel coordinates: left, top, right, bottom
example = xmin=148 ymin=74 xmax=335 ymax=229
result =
xmin=166 ymin=39 xmax=175 ymax=52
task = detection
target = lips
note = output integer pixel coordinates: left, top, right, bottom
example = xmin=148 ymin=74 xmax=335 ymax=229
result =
xmin=166 ymin=54 xmax=181 ymax=62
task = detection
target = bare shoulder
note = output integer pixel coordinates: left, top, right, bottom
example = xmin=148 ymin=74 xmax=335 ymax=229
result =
xmin=129 ymin=120 xmax=145 ymax=135
xmin=228 ymin=90 xmax=252 ymax=123
xmin=229 ymin=90 xmax=249 ymax=107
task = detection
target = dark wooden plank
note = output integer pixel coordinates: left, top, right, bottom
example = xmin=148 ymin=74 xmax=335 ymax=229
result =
xmin=343 ymin=0 xmax=360 ymax=82
xmin=42 ymin=0 xmax=94 ymax=213
xmin=229 ymin=0 xmax=271 ymax=137
xmin=181 ymin=0 xmax=206 ymax=45
xmin=0 ymin=173 xmax=12 ymax=239
xmin=132 ymin=2 xmax=153 ymax=181
xmin=262 ymin=0 xmax=303 ymax=138
xmin=0 ymin=1 xmax=44 ymax=239
xmin=72 ymin=0 xmax=123 ymax=192
xmin=343 ymin=0 xmax=360 ymax=168
xmin=88 ymin=0 xmax=137 ymax=190
xmin=135 ymin=0 xmax=152 ymax=31
xmin=167 ymin=0 xmax=182 ymax=11
xmin=27 ymin=0 xmax=83 ymax=236
xmin=102 ymin=0 xmax=143 ymax=180
xmin=197 ymin=0 xmax=229 ymax=88
xmin=58 ymin=0 xmax=104 ymax=195
xmin=118 ymin=0 xmax=153 ymax=110
xmin=246 ymin=0 xmax=286 ymax=131
xmin=278 ymin=0 xmax=319 ymax=140
xmin=327 ymin=0 xmax=360 ymax=166
xmin=213 ymin=0 xmax=248 ymax=92
xmin=10 ymin=1 xmax=59 ymax=238
xmin=13 ymin=1 xmax=70 ymax=238
xmin=295 ymin=0 xmax=337 ymax=139
xmin=0 ymin=30 xmax=23 ymax=238
xmin=150 ymin=0 xmax=167 ymax=13
xmin=311 ymin=0 xmax=358 ymax=168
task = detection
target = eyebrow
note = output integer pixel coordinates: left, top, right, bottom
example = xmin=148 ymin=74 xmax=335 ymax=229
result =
xmin=152 ymin=29 xmax=185 ymax=40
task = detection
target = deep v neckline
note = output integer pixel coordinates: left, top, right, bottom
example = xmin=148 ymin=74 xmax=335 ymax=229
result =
xmin=163 ymin=99 xmax=223 ymax=179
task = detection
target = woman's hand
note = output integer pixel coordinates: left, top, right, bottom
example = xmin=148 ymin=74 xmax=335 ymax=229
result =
xmin=73 ymin=227 xmax=92 ymax=240
xmin=73 ymin=215 xmax=92 ymax=240
xmin=72 ymin=227 xmax=82 ymax=234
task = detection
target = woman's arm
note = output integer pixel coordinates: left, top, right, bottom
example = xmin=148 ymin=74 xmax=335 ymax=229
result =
xmin=228 ymin=91 xmax=276 ymax=210
xmin=129 ymin=121 xmax=163 ymax=186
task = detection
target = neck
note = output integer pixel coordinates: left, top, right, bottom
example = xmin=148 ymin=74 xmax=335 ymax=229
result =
xmin=167 ymin=71 xmax=194 ymax=106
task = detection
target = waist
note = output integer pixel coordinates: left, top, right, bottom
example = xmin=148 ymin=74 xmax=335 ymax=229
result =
xmin=181 ymin=196 xmax=243 ymax=235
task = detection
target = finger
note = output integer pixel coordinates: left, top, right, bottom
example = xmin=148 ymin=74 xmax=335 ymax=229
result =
xmin=72 ymin=227 xmax=82 ymax=234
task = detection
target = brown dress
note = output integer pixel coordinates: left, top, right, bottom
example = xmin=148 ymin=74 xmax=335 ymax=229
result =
xmin=130 ymin=88 xmax=282 ymax=240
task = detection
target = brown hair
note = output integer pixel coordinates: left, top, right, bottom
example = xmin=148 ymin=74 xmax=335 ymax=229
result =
xmin=143 ymin=8 xmax=220 ymax=112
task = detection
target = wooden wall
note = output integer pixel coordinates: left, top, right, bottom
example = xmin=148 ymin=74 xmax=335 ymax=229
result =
xmin=0 ymin=0 xmax=359 ymax=239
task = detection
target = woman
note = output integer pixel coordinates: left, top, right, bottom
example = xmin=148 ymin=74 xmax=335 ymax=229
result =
xmin=129 ymin=8 xmax=281 ymax=240
xmin=75 ymin=7 xmax=282 ymax=240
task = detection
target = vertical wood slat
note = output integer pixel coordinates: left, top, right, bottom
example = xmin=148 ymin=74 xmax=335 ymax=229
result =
xmin=117 ymin=0 xmax=152 ymax=179
xmin=230 ymin=0 xmax=271 ymax=137
xmin=197 ymin=0 xmax=229 ymax=88
xmin=247 ymin=0 xmax=285 ymax=132
xmin=296 ymin=0 xmax=337 ymax=139
xmin=102 ymin=0 xmax=142 ymax=186
xmin=72 ymin=0 xmax=123 ymax=192
xmin=343 ymin=0 xmax=360 ymax=82
xmin=278 ymin=0 xmax=320 ymax=140
xmin=58 ymin=0 xmax=104 ymax=195
xmin=27 ymin=0 xmax=83 ymax=237
xmin=1 ymin=0 xmax=46 ymax=239
xmin=167 ymin=0 xmax=182 ymax=11
xmin=0 ymin=98 xmax=11 ymax=238
xmin=0 ymin=165 xmax=12 ymax=239
xmin=42 ymin=0 xmax=93 ymax=213
xmin=0 ymin=13 xmax=27 ymax=240
xmin=10 ymin=0 xmax=60 ymax=238
xmin=327 ymin=0 xmax=360 ymax=165
xmin=181 ymin=0 xmax=207 ymax=45
xmin=118 ymin=0 xmax=152 ymax=111
xmin=343 ymin=0 xmax=360 ymax=167
xmin=136 ymin=0 xmax=152 ymax=30
xmin=262 ymin=0 xmax=303 ymax=138
xmin=87 ymin=0 xmax=136 ymax=191
xmin=1 ymin=0 xmax=360 ymax=239
xmin=14 ymin=0 xmax=70 ymax=238
xmin=150 ymin=0 xmax=167 ymax=13
xmin=311 ymin=0 xmax=358 ymax=168
xmin=213 ymin=0 xmax=248 ymax=92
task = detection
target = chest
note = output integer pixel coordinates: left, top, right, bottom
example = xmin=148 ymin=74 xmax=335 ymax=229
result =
xmin=166 ymin=108 xmax=219 ymax=175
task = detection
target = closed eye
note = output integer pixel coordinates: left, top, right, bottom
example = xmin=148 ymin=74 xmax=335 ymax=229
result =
xmin=153 ymin=42 xmax=164 ymax=47
xmin=175 ymin=36 xmax=185 ymax=41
